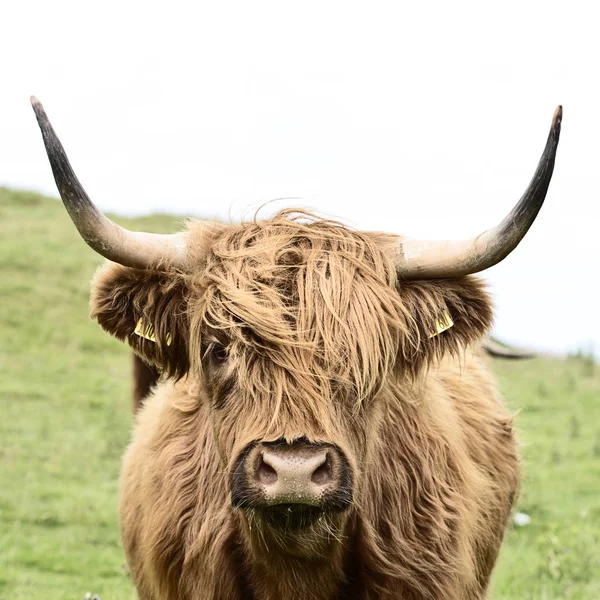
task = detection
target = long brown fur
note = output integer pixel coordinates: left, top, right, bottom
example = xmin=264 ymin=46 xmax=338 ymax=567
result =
xmin=90 ymin=210 xmax=519 ymax=599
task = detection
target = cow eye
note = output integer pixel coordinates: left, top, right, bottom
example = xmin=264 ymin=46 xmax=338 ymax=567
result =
xmin=210 ymin=344 xmax=229 ymax=363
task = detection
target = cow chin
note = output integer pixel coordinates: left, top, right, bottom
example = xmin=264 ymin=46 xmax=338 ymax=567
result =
xmin=242 ymin=505 xmax=349 ymax=559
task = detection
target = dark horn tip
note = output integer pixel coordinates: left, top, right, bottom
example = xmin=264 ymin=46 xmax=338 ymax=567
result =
xmin=551 ymin=105 xmax=562 ymax=131
xmin=30 ymin=96 xmax=45 ymax=115
xmin=30 ymin=96 xmax=47 ymax=122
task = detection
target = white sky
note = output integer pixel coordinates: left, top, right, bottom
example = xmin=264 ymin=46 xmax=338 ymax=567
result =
xmin=1 ymin=0 xmax=598 ymax=357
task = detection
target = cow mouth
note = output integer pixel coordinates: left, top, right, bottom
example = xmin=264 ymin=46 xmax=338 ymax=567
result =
xmin=257 ymin=504 xmax=325 ymax=530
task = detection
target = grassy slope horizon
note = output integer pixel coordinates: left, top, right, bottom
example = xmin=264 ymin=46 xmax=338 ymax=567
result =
xmin=1 ymin=187 xmax=599 ymax=599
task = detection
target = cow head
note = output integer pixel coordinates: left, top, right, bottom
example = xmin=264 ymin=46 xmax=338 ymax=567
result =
xmin=31 ymin=97 xmax=561 ymax=557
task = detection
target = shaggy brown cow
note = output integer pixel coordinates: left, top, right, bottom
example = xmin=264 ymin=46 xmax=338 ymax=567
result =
xmin=31 ymin=97 xmax=562 ymax=600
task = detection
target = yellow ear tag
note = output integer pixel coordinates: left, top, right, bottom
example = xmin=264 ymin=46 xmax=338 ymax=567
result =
xmin=428 ymin=311 xmax=454 ymax=339
xmin=133 ymin=318 xmax=173 ymax=346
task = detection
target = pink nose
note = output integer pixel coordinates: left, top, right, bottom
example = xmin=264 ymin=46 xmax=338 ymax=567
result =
xmin=253 ymin=444 xmax=334 ymax=504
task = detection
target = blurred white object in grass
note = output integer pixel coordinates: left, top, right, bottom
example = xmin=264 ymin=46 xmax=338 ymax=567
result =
xmin=512 ymin=511 xmax=532 ymax=527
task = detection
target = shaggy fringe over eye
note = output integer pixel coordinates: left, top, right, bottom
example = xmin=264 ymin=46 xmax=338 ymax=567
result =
xmin=184 ymin=210 xmax=491 ymax=414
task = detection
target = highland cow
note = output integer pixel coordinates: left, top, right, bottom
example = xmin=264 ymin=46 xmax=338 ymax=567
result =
xmin=31 ymin=97 xmax=562 ymax=600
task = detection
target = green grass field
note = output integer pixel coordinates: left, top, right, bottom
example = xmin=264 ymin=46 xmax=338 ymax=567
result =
xmin=1 ymin=187 xmax=598 ymax=599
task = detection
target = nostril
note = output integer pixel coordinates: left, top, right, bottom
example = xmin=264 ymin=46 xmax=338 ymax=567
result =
xmin=256 ymin=456 xmax=278 ymax=485
xmin=311 ymin=453 xmax=331 ymax=485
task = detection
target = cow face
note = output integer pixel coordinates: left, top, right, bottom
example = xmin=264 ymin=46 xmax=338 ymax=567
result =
xmin=188 ymin=217 xmax=402 ymax=555
xmin=91 ymin=214 xmax=494 ymax=557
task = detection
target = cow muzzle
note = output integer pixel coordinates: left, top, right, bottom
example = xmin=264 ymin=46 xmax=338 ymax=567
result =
xmin=231 ymin=440 xmax=353 ymax=528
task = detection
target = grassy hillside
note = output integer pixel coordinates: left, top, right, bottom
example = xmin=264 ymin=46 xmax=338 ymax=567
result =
xmin=0 ymin=187 xmax=598 ymax=599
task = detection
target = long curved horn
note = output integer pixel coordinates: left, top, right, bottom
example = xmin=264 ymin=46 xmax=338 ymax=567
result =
xmin=31 ymin=97 xmax=187 ymax=270
xmin=395 ymin=106 xmax=562 ymax=279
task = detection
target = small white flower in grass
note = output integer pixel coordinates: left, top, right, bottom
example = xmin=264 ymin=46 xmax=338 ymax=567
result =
xmin=512 ymin=511 xmax=531 ymax=527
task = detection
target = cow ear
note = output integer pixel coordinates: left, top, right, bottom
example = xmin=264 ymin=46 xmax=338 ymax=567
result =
xmin=90 ymin=263 xmax=190 ymax=379
xmin=396 ymin=276 xmax=493 ymax=375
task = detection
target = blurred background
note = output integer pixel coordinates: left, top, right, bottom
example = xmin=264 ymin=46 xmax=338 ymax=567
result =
xmin=0 ymin=1 xmax=599 ymax=598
